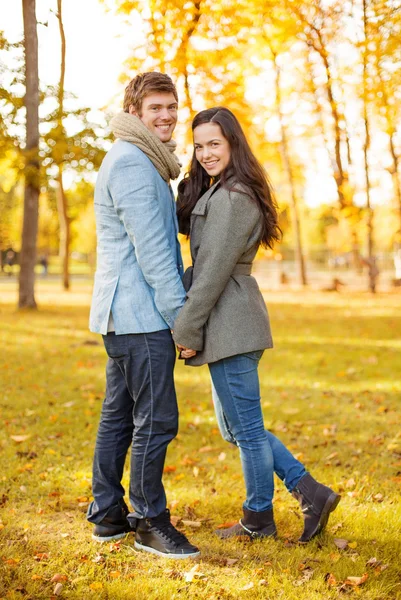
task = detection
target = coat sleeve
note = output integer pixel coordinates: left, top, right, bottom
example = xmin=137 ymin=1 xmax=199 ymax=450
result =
xmin=108 ymin=153 xmax=185 ymax=329
xmin=173 ymin=191 xmax=258 ymax=350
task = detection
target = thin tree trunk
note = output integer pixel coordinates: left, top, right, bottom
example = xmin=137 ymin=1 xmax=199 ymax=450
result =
xmin=272 ymin=52 xmax=307 ymax=286
xmin=19 ymin=0 xmax=39 ymax=309
xmin=362 ymin=0 xmax=376 ymax=293
xmin=56 ymin=0 xmax=70 ymax=290
xmin=304 ymin=27 xmax=361 ymax=270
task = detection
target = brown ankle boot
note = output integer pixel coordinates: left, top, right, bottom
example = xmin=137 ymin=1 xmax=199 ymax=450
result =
xmin=215 ymin=507 xmax=277 ymax=540
xmin=292 ymin=473 xmax=341 ymax=543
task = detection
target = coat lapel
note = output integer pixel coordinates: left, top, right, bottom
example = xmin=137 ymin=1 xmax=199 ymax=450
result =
xmin=191 ymin=179 xmax=221 ymax=216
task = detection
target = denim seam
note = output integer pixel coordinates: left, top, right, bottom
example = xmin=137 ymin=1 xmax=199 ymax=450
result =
xmin=221 ymin=358 xmax=262 ymax=512
xmin=140 ymin=334 xmax=154 ymax=517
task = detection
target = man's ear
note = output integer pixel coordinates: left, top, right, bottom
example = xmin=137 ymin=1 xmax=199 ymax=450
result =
xmin=128 ymin=105 xmax=137 ymax=116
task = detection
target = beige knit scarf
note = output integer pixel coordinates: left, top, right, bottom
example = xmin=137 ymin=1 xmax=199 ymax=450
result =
xmin=110 ymin=111 xmax=181 ymax=182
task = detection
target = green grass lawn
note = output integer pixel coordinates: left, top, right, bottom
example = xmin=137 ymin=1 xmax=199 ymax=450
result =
xmin=0 ymin=282 xmax=400 ymax=599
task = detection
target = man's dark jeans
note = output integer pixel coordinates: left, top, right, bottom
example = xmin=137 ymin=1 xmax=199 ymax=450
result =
xmin=87 ymin=329 xmax=178 ymax=523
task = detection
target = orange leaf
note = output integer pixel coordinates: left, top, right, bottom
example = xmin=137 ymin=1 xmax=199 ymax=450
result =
xmin=51 ymin=574 xmax=68 ymax=583
xmin=89 ymin=582 xmax=103 ymax=591
xmin=326 ymin=573 xmax=337 ymax=586
xmin=216 ymin=520 xmax=238 ymax=529
xmin=163 ymin=466 xmax=177 ymax=473
xmin=34 ymin=553 xmax=49 ymax=561
xmin=345 ymin=573 xmax=369 ymax=586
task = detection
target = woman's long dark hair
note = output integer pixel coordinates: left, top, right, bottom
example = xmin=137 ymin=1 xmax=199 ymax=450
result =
xmin=177 ymin=107 xmax=281 ymax=248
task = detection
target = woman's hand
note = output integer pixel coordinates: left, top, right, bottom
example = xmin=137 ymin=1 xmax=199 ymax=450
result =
xmin=176 ymin=343 xmax=197 ymax=359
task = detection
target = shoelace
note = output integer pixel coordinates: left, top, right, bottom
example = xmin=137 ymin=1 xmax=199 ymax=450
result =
xmin=150 ymin=515 xmax=190 ymax=545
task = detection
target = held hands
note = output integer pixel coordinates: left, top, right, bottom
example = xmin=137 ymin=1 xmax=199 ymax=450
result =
xmin=176 ymin=343 xmax=197 ymax=359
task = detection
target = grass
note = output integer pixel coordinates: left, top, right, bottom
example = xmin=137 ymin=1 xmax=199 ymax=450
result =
xmin=0 ymin=280 xmax=401 ymax=599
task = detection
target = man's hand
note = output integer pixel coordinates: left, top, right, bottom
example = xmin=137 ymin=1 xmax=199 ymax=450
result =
xmin=176 ymin=343 xmax=197 ymax=359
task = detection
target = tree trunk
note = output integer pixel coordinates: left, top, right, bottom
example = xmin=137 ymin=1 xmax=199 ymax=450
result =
xmin=19 ymin=0 xmax=39 ymax=309
xmin=56 ymin=0 xmax=70 ymax=290
xmin=272 ymin=52 xmax=307 ymax=286
xmin=362 ymin=0 xmax=376 ymax=293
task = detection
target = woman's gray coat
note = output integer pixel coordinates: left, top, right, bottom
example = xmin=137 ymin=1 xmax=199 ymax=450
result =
xmin=173 ymin=180 xmax=273 ymax=366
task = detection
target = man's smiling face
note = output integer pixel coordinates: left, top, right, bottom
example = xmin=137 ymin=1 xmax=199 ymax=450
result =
xmin=130 ymin=92 xmax=178 ymax=142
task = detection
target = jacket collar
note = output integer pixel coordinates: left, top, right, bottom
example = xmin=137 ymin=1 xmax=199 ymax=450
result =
xmin=191 ymin=179 xmax=221 ymax=216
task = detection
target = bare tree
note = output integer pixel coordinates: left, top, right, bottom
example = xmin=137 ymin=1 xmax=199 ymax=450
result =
xmin=270 ymin=45 xmax=308 ymax=286
xmin=55 ymin=0 xmax=70 ymax=290
xmin=19 ymin=0 xmax=39 ymax=308
xmin=362 ymin=0 xmax=376 ymax=292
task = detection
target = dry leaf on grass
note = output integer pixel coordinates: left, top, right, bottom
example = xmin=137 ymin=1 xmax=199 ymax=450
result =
xmin=241 ymin=582 xmax=254 ymax=591
xmin=110 ymin=570 xmax=121 ymax=578
xmin=170 ymin=515 xmax=182 ymax=527
xmin=216 ymin=521 xmax=238 ymax=529
xmin=334 ymin=538 xmax=349 ymax=550
xmin=10 ymin=435 xmax=30 ymax=443
xmin=294 ymin=567 xmax=314 ymax=586
xmin=184 ymin=563 xmax=206 ymax=583
xmin=344 ymin=573 xmax=369 ymax=586
xmin=33 ymin=553 xmax=49 ymax=561
xmin=181 ymin=519 xmax=202 ymax=528
xmin=89 ymin=582 xmax=104 ymax=590
xmin=325 ymin=573 xmax=337 ymax=586
xmin=51 ymin=574 xmax=68 ymax=583
xmin=53 ymin=583 xmax=63 ymax=596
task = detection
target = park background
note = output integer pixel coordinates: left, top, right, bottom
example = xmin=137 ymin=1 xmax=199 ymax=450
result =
xmin=1 ymin=1 xmax=401 ymax=599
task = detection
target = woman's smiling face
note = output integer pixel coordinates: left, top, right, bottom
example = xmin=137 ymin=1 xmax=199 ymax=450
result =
xmin=193 ymin=122 xmax=231 ymax=177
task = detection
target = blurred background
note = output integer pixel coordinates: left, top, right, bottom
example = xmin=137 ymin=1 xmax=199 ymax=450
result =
xmin=1 ymin=0 xmax=401 ymax=304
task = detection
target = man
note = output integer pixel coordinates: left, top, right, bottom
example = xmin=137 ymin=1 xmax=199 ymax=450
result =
xmin=87 ymin=72 xmax=199 ymax=559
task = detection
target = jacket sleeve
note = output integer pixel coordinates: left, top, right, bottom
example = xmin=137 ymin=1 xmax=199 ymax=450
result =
xmin=108 ymin=153 xmax=185 ymax=329
xmin=173 ymin=191 xmax=258 ymax=350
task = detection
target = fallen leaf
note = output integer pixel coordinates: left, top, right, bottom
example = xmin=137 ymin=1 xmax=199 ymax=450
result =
xmin=348 ymin=541 xmax=358 ymax=549
xmin=181 ymin=519 xmax=202 ymax=528
xmin=199 ymin=446 xmax=213 ymax=453
xmin=54 ymin=583 xmax=63 ymax=596
xmin=225 ymin=558 xmax=238 ymax=566
xmin=216 ymin=521 xmax=238 ymax=529
xmin=218 ymin=452 xmax=226 ymax=461
xmin=373 ymin=493 xmax=384 ymax=502
xmin=334 ymin=538 xmax=349 ymax=550
xmin=294 ymin=567 xmax=314 ymax=586
xmin=164 ymin=465 xmax=177 ymax=473
xmin=89 ymin=582 xmax=104 ymax=590
xmin=193 ymin=466 xmax=199 ymax=477
xmin=258 ymin=579 xmax=268 ymax=586
xmin=170 ymin=515 xmax=182 ymax=527
xmin=344 ymin=573 xmax=368 ymax=586
xmin=51 ymin=574 xmax=68 ymax=583
xmin=326 ymin=573 xmax=337 ymax=586
xmin=92 ymin=553 xmax=106 ymax=564
xmin=184 ymin=563 xmax=206 ymax=582
xmin=241 ymin=582 xmax=254 ymax=591
xmin=31 ymin=575 xmax=43 ymax=581
xmin=110 ymin=571 xmax=121 ymax=578
xmin=34 ymin=553 xmax=49 ymax=561
xmin=10 ymin=435 xmax=30 ymax=443
xmin=89 ymin=581 xmax=103 ymax=591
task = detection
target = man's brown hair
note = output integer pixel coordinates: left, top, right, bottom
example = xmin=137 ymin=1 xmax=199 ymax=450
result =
xmin=123 ymin=72 xmax=178 ymax=114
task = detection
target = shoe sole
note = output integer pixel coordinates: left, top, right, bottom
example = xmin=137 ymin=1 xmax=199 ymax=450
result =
xmin=92 ymin=531 xmax=131 ymax=543
xmin=134 ymin=541 xmax=200 ymax=559
xmin=299 ymin=492 xmax=341 ymax=544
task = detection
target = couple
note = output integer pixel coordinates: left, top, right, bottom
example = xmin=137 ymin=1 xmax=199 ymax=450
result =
xmin=87 ymin=72 xmax=340 ymax=559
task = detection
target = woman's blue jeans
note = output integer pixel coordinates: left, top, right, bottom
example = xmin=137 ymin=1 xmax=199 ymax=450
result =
xmin=209 ymin=351 xmax=306 ymax=512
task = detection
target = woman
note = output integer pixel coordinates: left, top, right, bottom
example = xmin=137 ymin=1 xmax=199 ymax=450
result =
xmin=173 ymin=107 xmax=340 ymax=542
